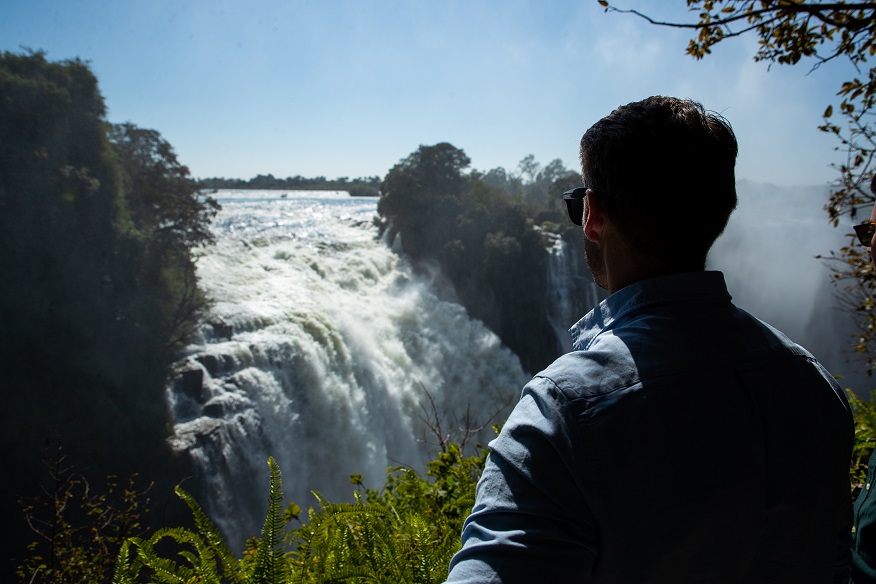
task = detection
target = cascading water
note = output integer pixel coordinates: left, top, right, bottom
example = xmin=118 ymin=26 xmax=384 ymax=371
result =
xmin=544 ymin=231 xmax=604 ymax=354
xmin=165 ymin=190 xmax=530 ymax=548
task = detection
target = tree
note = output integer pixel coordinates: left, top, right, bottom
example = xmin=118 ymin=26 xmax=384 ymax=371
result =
xmin=539 ymin=158 xmax=574 ymax=185
xmin=378 ymin=143 xmax=472 ymax=260
xmin=599 ymin=0 xmax=876 ymax=370
xmin=0 ymin=49 xmax=144 ymax=578
xmin=0 ymin=51 xmax=204 ymax=578
xmin=480 ymin=166 xmax=524 ymax=200
xmin=109 ymin=123 xmax=219 ymax=249
xmin=108 ymin=123 xmax=219 ymax=351
xmin=523 ymin=156 xmax=578 ymax=209
xmin=16 ymin=442 xmax=152 ymax=584
xmin=517 ymin=154 xmax=541 ymax=184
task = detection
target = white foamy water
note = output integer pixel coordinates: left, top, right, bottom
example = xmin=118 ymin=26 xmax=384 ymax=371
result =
xmin=166 ymin=190 xmax=528 ymax=547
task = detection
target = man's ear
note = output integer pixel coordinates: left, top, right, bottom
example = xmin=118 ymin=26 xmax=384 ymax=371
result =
xmin=583 ymin=190 xmax=607 ymax=242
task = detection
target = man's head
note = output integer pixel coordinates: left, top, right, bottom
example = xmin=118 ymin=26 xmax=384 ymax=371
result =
xmin=579 ymin=96 xmax=738 ymax=277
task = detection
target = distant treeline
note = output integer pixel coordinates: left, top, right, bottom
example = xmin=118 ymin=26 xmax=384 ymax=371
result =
xmin=199 ymin=174 xmax=382 ymax=197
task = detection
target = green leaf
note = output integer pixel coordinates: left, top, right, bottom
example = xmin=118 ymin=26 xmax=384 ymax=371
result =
xmin=283 ymin=501 xmax=302 ymax=524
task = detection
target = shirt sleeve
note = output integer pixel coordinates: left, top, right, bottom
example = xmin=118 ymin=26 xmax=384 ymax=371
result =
xmin=444 ymin=376 xmax=597 ymax=583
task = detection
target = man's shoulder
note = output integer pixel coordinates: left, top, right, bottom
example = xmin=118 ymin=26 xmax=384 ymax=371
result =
xmin=537 ymin=306 xmax=831 ymax=407
xmin=533 ymin=338 xmax=640 ymax=402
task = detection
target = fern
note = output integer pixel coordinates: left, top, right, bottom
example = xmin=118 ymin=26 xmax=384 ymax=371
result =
xmin=850 ymin=389 xmax=876 ymax=497
xmin=125 ymin=530 xmax=199 ymax=583
xmin=288 ymin=496 xmax=388 ymax=581
xmin=112 ymin=447 xmax=482 ymax=583
xmin=285 ymin=493 xmax=455 ymax=583
xmin=111 ymin=496 xmax=245 ymax=583
xmin=111 ymin=539 xmax=141 ymax=584
xmin=249 ymin=457 xmax=289 ymax=584
xmin=175 ymin=484 xmax=247 ymax=583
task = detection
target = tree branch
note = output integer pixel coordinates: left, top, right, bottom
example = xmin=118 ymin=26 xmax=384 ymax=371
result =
xmin=603 ymin=2 xmax=876 ymax=32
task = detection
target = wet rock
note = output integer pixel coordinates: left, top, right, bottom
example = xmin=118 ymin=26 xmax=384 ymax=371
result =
xmin=175 ymin=361 xmax=207 ymax=402
xmin=210 ymin=319 xmax=234 ymax=340
xmin=196 ymin=353 xmax=221 ymax=375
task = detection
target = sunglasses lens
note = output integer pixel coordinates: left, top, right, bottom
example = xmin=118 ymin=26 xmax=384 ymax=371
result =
xmin=565 ymin=198 xmax=583 ymax=226
xmin=855 ymin=223 xmax=875 ymax=246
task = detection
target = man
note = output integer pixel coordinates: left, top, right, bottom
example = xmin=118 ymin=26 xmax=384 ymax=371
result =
xmin=445 ymin=96 xmax=854 ymax=583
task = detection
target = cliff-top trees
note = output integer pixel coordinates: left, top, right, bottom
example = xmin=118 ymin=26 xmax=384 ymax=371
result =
xmin=378 ymin=142 xmax=472 ymax=261
xmin=378 ymin=143 xmax=577 ymax=373
xmin=0 ymin=50 xmax=212 ymax=578
xmin=108 ymin=122 xmax=219 ymax=352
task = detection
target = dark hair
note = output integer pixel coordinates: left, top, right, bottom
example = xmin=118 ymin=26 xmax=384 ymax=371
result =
xmin=580 ymin=96 xmax=738 ymax=267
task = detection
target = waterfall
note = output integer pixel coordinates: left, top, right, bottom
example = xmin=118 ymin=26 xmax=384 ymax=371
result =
xmin=544 ymin=231 xmax=603 ymax=354
xmin=165 ymin=190 xmax=529 ymax=548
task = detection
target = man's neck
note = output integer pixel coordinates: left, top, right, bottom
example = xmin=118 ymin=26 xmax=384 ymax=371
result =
xmin=605 ymin=247 xmax=705 ymax=294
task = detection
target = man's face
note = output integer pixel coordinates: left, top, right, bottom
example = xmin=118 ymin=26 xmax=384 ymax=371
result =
xmin=583 ymin=195 xmax=609 ymax=289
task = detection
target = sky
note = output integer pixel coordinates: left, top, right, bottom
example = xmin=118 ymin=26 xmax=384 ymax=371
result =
xmin=1 ymin=0 xmax=860 ymax=186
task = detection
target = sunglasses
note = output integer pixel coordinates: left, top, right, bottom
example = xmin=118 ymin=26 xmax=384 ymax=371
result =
xmin=563 ymin=187 xmax=589 ymax=226
xmin=854 ymin=221 xmax=876 ymax=246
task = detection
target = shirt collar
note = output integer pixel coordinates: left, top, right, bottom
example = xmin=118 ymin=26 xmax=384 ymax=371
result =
xmin=569 ymin=271 xmax=731 ymax=350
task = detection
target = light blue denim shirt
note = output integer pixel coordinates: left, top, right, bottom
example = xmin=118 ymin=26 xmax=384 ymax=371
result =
xmin=446 ymin=271 xmax=853 ymax=584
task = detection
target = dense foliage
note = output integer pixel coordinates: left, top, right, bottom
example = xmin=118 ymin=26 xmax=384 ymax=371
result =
xmin=112 ymin=444 xmax=489 ymax=584
xmin=377 ymin=142 xmax=587 ymax=373
xmin=598 ymin=0 xmax=876 ymax=371
xmin=0 ymin=50 xmax=214 ymax=577
xmin=15 ymin=444 xmax=153 ymax=584
xmin=852 ymin=389 xmax=876 ymax=497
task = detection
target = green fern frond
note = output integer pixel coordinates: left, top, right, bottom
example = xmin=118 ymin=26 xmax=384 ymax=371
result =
xmin=111 ymin=539 xmax=141 ymax=584
xmin=364 ymin=512 xmax=435 ymax=583
xmin=290 ymin=495 xmax=413 ymax=582
xmin=175 ymin=484 xmax=246 ymax=583
xmin=127 ymin=532 xmax=200 ymax=583
xmin=250 ymin=457 xmax=289 ymax=584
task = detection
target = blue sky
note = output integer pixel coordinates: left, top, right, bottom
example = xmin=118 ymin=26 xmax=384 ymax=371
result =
xmin=2 ymin=0 xmax=858 ymax=185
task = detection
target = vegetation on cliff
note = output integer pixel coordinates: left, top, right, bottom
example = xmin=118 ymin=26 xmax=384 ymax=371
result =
xmin=0 ymin=49 xmax=216 ymax=576
xmin=378 ymin=142 xmax=586 ymax=374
